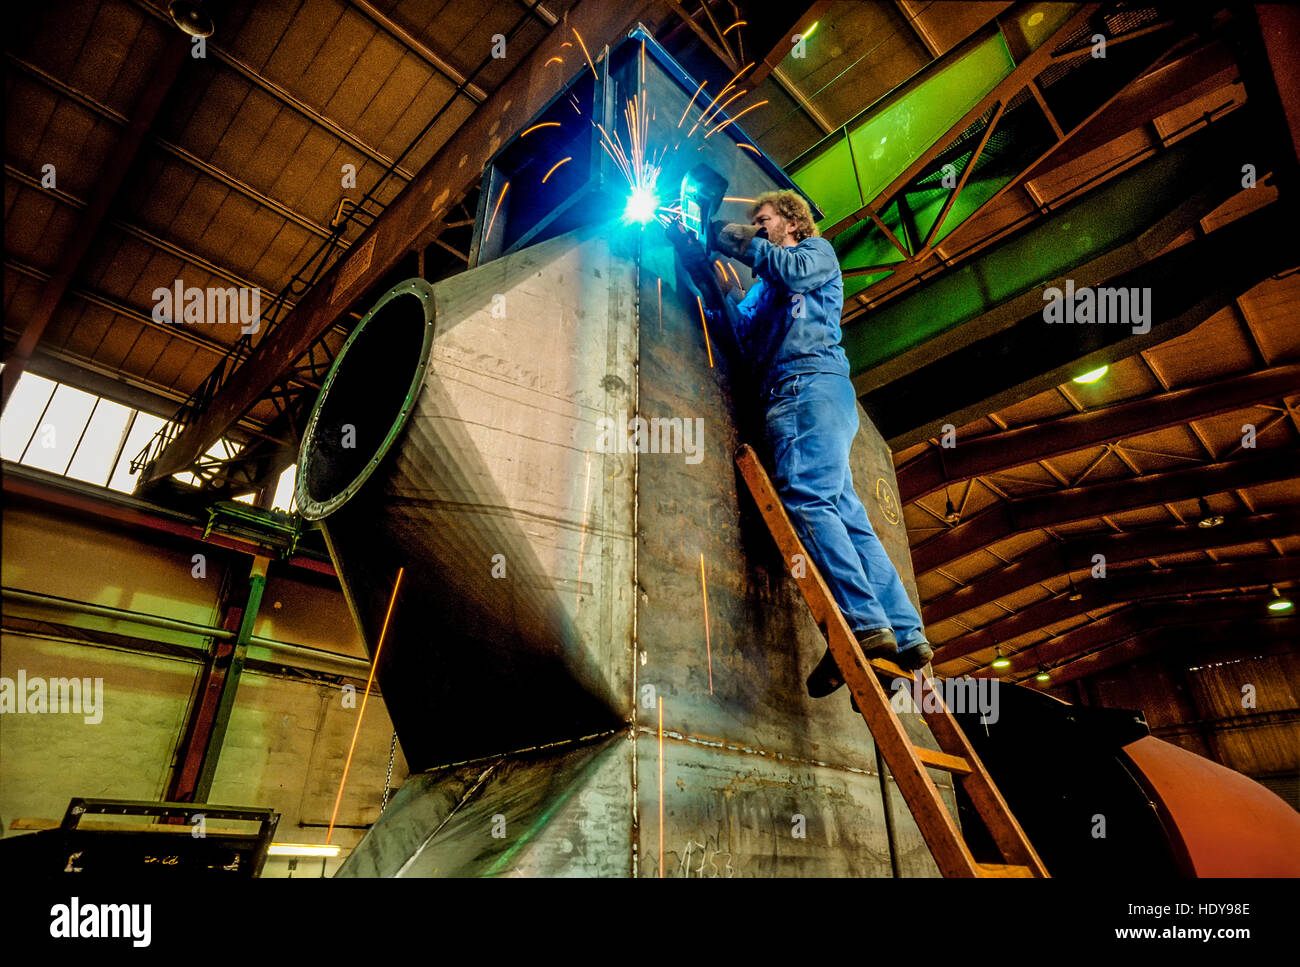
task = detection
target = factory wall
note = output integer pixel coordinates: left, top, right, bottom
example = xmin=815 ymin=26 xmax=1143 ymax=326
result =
xmin=0 ymin=496 xmax=408 ymax=874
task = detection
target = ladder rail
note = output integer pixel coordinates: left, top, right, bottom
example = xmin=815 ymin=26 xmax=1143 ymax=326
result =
xmin=915 ymin=671 xmax=1050 ymax=875
xmin=734 ymin=444 xmax=1048 ymax=878
xmin=736 ymin=445 xmax=981 ymax=877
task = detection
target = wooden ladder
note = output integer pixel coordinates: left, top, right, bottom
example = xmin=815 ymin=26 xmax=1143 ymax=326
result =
xmin=736 ymin=444 xmax=1049 ymax=878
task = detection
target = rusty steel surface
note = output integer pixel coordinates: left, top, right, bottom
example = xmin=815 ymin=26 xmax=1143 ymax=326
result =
xmin=324 ymin=217 xmax=958 ymax=876
xmin=320 ymin=41 xmax=957 ymax=877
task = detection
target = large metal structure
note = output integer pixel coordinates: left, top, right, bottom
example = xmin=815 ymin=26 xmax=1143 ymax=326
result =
xmin=299 ymin=30 xmax=955 ymax=877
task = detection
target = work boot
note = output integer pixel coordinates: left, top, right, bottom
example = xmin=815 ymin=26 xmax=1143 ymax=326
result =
xmin=806 ymin=628 xmax=897 ymax=698
xmin=896 ymin=641 xmax=934 ymax=671
xmin=849 ymin=641 xmax=933 ymax=713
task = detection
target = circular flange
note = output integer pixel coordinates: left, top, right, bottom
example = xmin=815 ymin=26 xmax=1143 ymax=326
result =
xmin=295 ymin=276 xmax=436 ymax=520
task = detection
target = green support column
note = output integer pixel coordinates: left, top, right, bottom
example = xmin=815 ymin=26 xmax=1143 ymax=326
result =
xmin=194 ymin=554 xmax=271 ymax=803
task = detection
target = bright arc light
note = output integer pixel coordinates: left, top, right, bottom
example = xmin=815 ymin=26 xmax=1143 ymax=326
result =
xmin=1073 ymin=365 xmax=1108 ymax=384
xmin=624 ymin=186 xmax=659 ymax=224
xmin=267 ymin=843 xmax=341 ymax=857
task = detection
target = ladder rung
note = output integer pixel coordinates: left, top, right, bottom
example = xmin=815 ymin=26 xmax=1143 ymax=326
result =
xmin=867 ymin=656 xmax=909 ymax=677
xmin=913 ymin=746 xmax=972 ymax=776
xmin=977 ymin=863 xmax=1034 ymax=877
xmin=733 ymin=443 xmax=1048 ymax=878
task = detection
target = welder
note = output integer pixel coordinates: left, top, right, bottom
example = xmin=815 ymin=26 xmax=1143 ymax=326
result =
xmin=668 ymin=189 xmax=934 ymax=700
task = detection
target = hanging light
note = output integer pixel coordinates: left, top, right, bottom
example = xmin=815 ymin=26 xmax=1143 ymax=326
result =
xmin=1268 ymin=586 xmax=1294 ymax=613
xmin=169 ymin=0 xmax=214 ymax=37
xmin=944 ymin=498 xmax=960 ymax=524
xmin=1196 ymin=497 xmax=1224 ymax=529
xmin=1072 ymin=365 xmax=1108 ymax=384
xmin=991 ymin=646 xmax=1011 ymax=669
xmin=1035 ymin=665 xmax=1051 ymax=682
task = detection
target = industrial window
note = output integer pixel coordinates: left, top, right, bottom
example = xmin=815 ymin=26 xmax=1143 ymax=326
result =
xmin=1 ymin=369 xmax=296 ymax=512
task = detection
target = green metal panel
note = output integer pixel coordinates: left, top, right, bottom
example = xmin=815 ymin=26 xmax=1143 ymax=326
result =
xmin=843 ymin=107 xmax=1257 ymax=380
xmin=786 ymin=3 xmax=1095 ymax=299
xmin=792 ymin=30 xmax=1017 ymax=229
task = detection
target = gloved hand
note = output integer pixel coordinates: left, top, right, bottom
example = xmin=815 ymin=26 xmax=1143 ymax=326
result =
xmin=712 ymin=221 xmax=762 ymax=260
xmin=665 ymin=216 xmax=713 ymax=283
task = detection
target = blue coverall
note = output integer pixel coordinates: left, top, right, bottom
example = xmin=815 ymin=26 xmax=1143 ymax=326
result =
xmin=713 ymin=233 xmax=927 ymax=652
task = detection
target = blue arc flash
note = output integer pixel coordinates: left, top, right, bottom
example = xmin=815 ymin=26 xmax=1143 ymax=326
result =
xmin=624 ymin=186 xmax=659 ymax=224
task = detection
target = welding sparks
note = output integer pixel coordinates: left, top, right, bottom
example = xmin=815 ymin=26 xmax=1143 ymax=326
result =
xmin=572 ymin=27 xmax=598 ymax=78
xmin=677 ymin=79 xmax=707 ymax=128
xmin=327 ymin=566 xmax=404 ymax=845
xmin=597 ymin=90 xmax=669 ymax=225
xmin=542 ymin=156 xmax=572 ymax=183
xmin=535 ymin=26 xmax=767 ymax=236
xmin=485 ymin=181 xmax=509 ymax=241
xmin=707 ymin=99 xmax=768 ymax=138
xmin=686 ymin=60 xmax=752 ymax=136
xmin=691 ymin=88 xmax=747 ymax=137
xmin=521 ymin=121 xmax=561 ymax=137
xmin=696 ymin=294 xmax=714 ymax=368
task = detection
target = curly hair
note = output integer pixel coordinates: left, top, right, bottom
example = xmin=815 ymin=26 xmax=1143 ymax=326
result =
xmin=748 ymin=190 xmax=819 ymax=241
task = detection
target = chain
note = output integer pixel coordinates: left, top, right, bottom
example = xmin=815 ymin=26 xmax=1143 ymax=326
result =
xmin=381 ymin=731 xmax=397 ymax=812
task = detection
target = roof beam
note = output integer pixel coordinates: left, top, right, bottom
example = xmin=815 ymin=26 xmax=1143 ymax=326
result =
xmin=865 ymin=195 xmax=1298 ymax=449
xmin=349 ymin=0 xmax=489 ymax=104
xmin=911 ymin=448 xmax=1297 ymax=575
xmin=143 ymin=0 xmax=660 ymax=483
xmin=1037 ymin=615 xmax=1297 ymax=686
xmin=128 ymin=0 xmax=415 ymax=181
xmin=941 ymin=597 xmax=1280 ymax=676
xmin=4 ymin=53 xmax=346 ymax=244
xmin=845 ymin=104 xmax=1256 ymax=393
xmin=0 ymin=30 xmax=190 ymax=410
xmin=932 ymin=557 xmax=1300 ymax=666
xmin=923 ymin=510 xmax=1300 ymax=623
xmin=897 ymin=363 xmax=1300 ymax=504
xmin=1250 ymin=4 xmax=1300 ymax=173
xmin=1020 ymin=38 xmax=1239 ymax=182
xmin=745 ymin=2 xmax=831 ymax=87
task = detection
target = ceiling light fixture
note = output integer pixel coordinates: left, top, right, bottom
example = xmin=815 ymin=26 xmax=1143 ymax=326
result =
xmin=1268 ymin=586 xmax=1294 ymax=613
xmin=169 ymin=0 xmax=214 ymax=38
xmin=1196 ymin=497 xmax=1224 ymax=529
xmin=1035 ymin=665 xmax=1051 ymax=682
xmin=266 ymin=843 xmax=341 ymax=857
xmin=1072 ymin=365 xmax=1108 ymax=384
xmin=991 ymin=646 xmax=1011 ymax=669
xmin=944 ymin=498 xmax=960 ymax=524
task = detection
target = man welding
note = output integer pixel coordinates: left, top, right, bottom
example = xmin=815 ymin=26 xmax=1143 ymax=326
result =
xmin=668 ymin=187 xmax=933 ymax=701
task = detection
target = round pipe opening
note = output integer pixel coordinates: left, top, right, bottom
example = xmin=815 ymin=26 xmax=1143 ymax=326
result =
xmin=296 ymin=278 xmax=435 ymax=519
